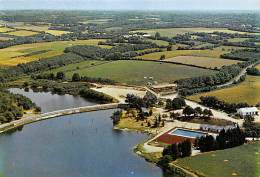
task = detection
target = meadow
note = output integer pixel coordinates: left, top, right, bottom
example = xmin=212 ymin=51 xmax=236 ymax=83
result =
xmin=188 ymin=76 xmax=260 ymax=105
xmin=131 ymin=28 xmax=249 ymax=37
xmin=165 ymin=56 xmax=241 ymax=69
xmin=138 ymin=46 xmax=243 ymax=60
xmin=256 ymin=64 xmax=260 ymax=70
xmin=175 ymin=142 xmax=260 ymax=177
xmin=15 ymin=25 xmax=71 ymax=36
xmin=0 ymin=27 xmax=13 ymax=33
xmin=47 ymin=60 xmax=216 ymax=85
xmin=6 ymin=30 xmax=39 ymax=36
xmin=0 ymin=39 xmax=109 ymax=66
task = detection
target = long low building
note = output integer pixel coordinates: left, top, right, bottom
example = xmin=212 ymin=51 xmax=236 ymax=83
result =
xmin=237 ymin=107 xmax=259 ymax=117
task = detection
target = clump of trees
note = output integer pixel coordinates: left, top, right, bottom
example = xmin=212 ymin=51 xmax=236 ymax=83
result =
xmin=243 ymin=116 xmax=260 ymax=138
xmin=247 ymin=67 xmax=260 ymax=76
xmin=0 ymin=90 xmax=39 ymax=123
xmin=166 ymin=98 xmax=186 ymax=110
xmin=158 ymin=140 xmax=192 ymax=166
xmin=196 ymin=127 xmax=245 ymax=152
xmin=199 ymin=96 xmax=249 ymax=113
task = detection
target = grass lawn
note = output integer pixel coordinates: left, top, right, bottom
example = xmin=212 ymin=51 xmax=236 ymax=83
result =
xmin=228 ymin=38 xmax=249 ymax=42
xmin=176 ymin=142 xmax=260 ymax=177
xmin=6 ymin=30 xmax=39 ymax=36
xmin=146 ymin=39 xmax=169 ymax=46
xmin=0 ymin=39 xmax=109 ymax=66
xmin=188 ymin=76 xmax=260 ymax=105
xmin=165 ymin=56 xmax=241 ymax=69
xmin=47 ymin=60 xmax=216 ymax=85
xmin=131 ymin=28 xmax=250 ymax=37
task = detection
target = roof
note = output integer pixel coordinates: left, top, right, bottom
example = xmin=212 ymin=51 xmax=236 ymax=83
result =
xmin=237 ymin=107 xmax=259 ymax=113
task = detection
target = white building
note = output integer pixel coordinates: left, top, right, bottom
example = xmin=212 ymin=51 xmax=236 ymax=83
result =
xmin=237 ymin=107 xmax=259 ymax=117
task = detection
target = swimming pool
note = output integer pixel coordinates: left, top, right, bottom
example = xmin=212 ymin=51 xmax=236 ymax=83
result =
xmin=168 ymin=128 xmax=206 ymax=138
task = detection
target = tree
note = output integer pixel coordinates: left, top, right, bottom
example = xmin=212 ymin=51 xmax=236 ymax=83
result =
xmin=72 ymin=73 xmax=81 ymax=82
xmin=183 ymin=106 xmax=195 ymax=117
xmin=160 ymin=54 xmax=166 ymax=60
xmin=56 ymin=71 xmax=65 ymax=80
xmin=167 ymin=45 xmax=172 ymax=51
xmin=194 ymin=107 xmax=203 ymax=117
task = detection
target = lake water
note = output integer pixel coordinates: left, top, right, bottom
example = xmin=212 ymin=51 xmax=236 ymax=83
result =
xmin=9 ymin=88 xmax=97 ymax=113
xmin=0 ymin=89 xmax=169 ymax=177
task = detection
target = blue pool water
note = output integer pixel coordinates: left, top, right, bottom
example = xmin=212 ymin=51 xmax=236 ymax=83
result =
xmin=169 ymin=129 xmax=205 ymax=138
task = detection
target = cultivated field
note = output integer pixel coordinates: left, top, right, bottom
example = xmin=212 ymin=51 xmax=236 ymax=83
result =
xmin=15 ymin=25 xmax=71 ymax=36
xmin=188 ymin=76 xmax=260 ymax=105
xmin=48 ymin=60 xmax=216 ymax=85
xmin=165 ymin=56 xmax=241 ymax=69
xmin=0 ymin=37 xmax=12 ymax=41
xmin=176 ymin=142 xmax=260 ymax=177
xmin=6 ymin=30 xmax=39 ymax=36
xmin=131 ymin=28 xmax=249 ymax=37
xmin=138 ymin=46 xmax=247 ymax=60
xmin=0 ymin=39 xmax=109 ymax=66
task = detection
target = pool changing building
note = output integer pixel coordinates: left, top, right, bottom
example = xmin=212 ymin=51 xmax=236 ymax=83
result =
xmin=237 ymin=107 xmax=259 ymax=117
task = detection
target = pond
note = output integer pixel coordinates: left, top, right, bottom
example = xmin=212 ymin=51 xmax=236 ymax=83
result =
xmin=9 ymin=88 xmax=97 ymax=113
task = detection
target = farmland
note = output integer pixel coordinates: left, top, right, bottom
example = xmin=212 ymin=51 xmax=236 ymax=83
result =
xmin=176 ymin=142 xmax=260 ymax=177
xmin=6 ymin=30 xmax=39 ymax=36
xmin=188 ymin=76 xmax=260 ymax=105
xmin=0 ymin=27 xmax=13 ymax=33
xmin=131 ymin=28 xmax=249 ymax=37
xmin=165 ymin=56 xmax=241 ymax=69
xmin=0 ymin=39 xmax=109 ymax=66
xmin=137 ymin=46 xmax=242 ymax=60
xmin=47 ymin=60 xmax=216 ymax=85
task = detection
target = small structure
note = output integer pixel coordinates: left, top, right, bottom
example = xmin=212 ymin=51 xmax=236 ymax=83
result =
xmin=149 ymin=83 xmax=177 ymax=96
xmin=237 ymin=107 xmax=259 ymax=117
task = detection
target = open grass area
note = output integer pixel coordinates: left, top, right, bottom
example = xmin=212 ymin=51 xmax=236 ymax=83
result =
xmin=0 ymin=37 xmax=12 ymax=41
xmin=0 ymin=27 xmax=13 ymax=33
xmin=146 ymin=39 xmax=169 ymax=46
xmin=165 ymin=56 xmax=241 ymax=69
xmin=0 ymin=39 xmax=109 ymax=66
xmin=47 ymin=60 xmax=216 ymax=85
xmin=131 ymin=28 xmax=249 ymax=37
xmin=228 ymin=38 xmax=249 ymax=42
xmin=176 ymin=142 xmax=260 ymax=177
xmin=45 ymin=30 xmax=71 ymax=36
xmin=138 ymin=46 xmax=247 ymax=60
xmin=256 ymin=64 xmax=260 ymax=70
xmin=6 ymin=30 xmax=39 ymax=36
xmin=15 ymin=25 xmax=71 ymax=36
xmin=188 ymin=76 xmax=260 ymax=105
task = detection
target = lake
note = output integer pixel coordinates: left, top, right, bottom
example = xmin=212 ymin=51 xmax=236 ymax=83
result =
xmin=9 ymin=88 xmax=97 ymax=113
xmin=0 ymin=88 xmax=169 ymax=177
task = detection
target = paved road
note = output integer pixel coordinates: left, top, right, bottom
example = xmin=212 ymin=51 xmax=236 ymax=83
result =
xmin=0 ymin=103 xmax=121 ymax=133
xmin=217 ymin=63 xmax=257 ymax=88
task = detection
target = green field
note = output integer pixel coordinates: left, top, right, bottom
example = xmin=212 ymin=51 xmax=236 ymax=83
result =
xmin=138 ymin=46 xmax=247 ymax=60
xmin=131 ymin=28 xmax=249 ymax=37
xmin=176 ymin=142 xmax=260 ymax=177
xmin=256 ymin=64 xmax=260 ymax=70
xmin=188 ymin=76 xmax=260 ymax=105
xmin=47 ymin=60 xmax=216 ymax=85
xmin=165 ymin=56 xmax=241 ymax=69
xmin=0 ymin=39 xmax=110 ymax=66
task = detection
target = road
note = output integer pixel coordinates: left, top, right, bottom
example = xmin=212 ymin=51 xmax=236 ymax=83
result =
xmin=217 ymin=63 xmax=257 ymax=88
xmin=0 ymin=103 xmax=121 ymax=133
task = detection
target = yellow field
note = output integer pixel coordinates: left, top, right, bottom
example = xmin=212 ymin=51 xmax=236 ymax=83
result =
xmin=0 ymin=39 xmax=110 ymax=66
xmin=0 ymin=27 xmax=13 ymax=33
xmin=6 ymin=30 xmax=39 ymax=36
xmin=16 ymin=25 xmax=50 ymax=32
xmin=0 ymin=37 xmax=12 ymax=41
xmin=165 ymin=56 xmax=241 ymax=69
xmin=45 ymin=30 xmax=71 ymax=36
xmin=131 ymin=28 xmax=249 ymax=37
xmin=188 ymin=76 xmax=260 ymax=105
xmin=138 ymin=46 xmax=247 ymax=60
xmin=256 ymin=64 xmax=260 ymax=70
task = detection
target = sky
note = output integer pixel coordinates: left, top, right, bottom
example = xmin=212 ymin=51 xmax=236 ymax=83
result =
xmin=0 ymin=0 xmax=260 ymax=10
